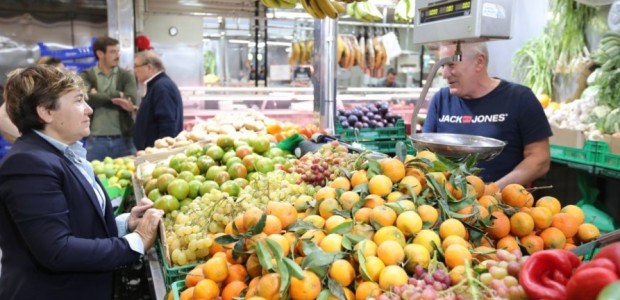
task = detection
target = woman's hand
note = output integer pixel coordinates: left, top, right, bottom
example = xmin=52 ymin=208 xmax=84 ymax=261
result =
xmin=127 ymin=198 xmax=154 ymax=232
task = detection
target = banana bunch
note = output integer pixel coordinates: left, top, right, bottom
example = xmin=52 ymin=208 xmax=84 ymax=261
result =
xmin=289 ymin=40 xmax=314 ymax=65
xmin=299 ymin=0 xmax=345 ymax=19
xmin=346 ymin=0 xmax=384 ymax=22
xmin=337 ymin=35 xmax=364 ymax=69
xmin=372 ymin=36 xmax=387 ymax=77
xmin=261 ymin=0 xmax=298 ymax=9
xmin=394 ymin=0 xmax=415 ymax=23
xmin=593 ymin=31 xmax=620 ymax=70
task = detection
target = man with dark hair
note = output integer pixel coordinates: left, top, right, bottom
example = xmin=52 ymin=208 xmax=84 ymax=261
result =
xmin=378 ymin=68 xmax=403 ymax=88
xmin=132 ymin=50 xmax=183 ymax=151
xmin=80 ymin=36 xmax=138 ymax=161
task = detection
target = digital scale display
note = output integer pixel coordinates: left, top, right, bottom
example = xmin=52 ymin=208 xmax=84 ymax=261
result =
xmin=420 ymin=0 xmax=472 ymax=23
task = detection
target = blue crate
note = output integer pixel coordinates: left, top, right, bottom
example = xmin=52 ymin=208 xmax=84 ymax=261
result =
xmin=63 ymin=61 xmax=97 ymax=73
xmin=0 ymin=135 xmax=11 ymax=161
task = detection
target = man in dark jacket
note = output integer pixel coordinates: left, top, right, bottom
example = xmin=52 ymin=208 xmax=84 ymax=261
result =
xmin=132 ymin=50 xmax=184 ymax=150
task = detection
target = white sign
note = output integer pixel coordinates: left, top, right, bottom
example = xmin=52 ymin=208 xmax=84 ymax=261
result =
xmin=270 ymin=65 xmax=292 ymax=81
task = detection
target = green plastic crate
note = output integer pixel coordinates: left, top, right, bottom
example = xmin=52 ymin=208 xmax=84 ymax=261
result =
xmin=594 ymin=141 xmax=620 ymax=172
xmin=156 ymin=240 xmax=200 ymax=287
xmin=336 ymin=119 xmax=406 ymax=142
xmin=355 ymin=138 xmax=415 ymax=155
xmin=550 ymin=141 xmax=598 ymax=166
xmin=170 ymin=280 xmax=186 ymax=300
xmin=100 ymin=177 xmax=133 ymax=216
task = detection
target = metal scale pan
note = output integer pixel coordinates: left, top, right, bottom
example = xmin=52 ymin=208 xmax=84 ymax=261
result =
xmin=410 ymin=133 xmax=506 ymax=161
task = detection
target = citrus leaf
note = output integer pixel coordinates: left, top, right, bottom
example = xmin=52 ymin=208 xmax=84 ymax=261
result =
xmin=352 ymin=183 xmax=368 ymax=194
xmin=328 ymin=220 xmax=353 ymax=235
xmin=279 ymin=259 xmax=291 ymax=296
xmin=301 ymin=239 xmax=322 ymax=257
xmin=255 ymin=240 xmax=274 ymax=271
xmin=266 ymin=238 xmax=284 ymax=261
xmin=287 ymin=219 xmax=319 ymax=232
xmin=317 ymin=289 xmax=330 ymax=300
xmin=247 ymin=213 xmax=267 ymax=236
xmin=283 ymin=257 xmax=305 ymax=279
xmin=343 ymin=233 xmax=367 ymax=246
xmin=215 ymin=234 xmax=241 ymax=245
xmin=327 ymin=276 xmax=346 ymax=300
xmin=367 ymin=160 xmax=381 ymax=178
xmin=303 ymin=251 xmax=346 ymax=269
xmin=395 ymin=141 xmax=408 ymax=162
xmin=357 ymin=247 xmax=372 ymax=281
xmin=333 ymin=209 xmax=353 ymax=219
xmin=342 ymin=236 xmax=352 ymax=251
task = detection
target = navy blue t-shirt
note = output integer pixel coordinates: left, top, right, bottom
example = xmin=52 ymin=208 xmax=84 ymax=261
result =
xmin=422 ymin=80 xmax=552 ymax=182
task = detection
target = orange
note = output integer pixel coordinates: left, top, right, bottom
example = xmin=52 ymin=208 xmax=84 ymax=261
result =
xmin=449 ymin=265 xmax=467 ymax=284
xmin=355 ymin=281 xmax=381 ymax=300
xmin=339 ymin=191 xmax=361 ymax=210
xmin=444 ymin=244 xmax=472 ymax=269
xmin=221 ymin=281 xmax=248 ymax=300
xmin=509 ymin=212 xmax=535 ymax=237
xmin=193 ymin=278 xmax=220 ymax=300
xmin=233 ymin=214 xmax=247 ymax=233
xmin=303 ymin=215 xmax=326 ymax=229
xmin=362 ymin=255 xmax=386 ymax=282
xmin=350 ymin=170 xmax=369 ymax=188
xmin=439 ymin=218 xmax=467 ymax=239
xmin=354 ymin=207 xmax=373 ymax=223
xmin=378 ymin=265 xmax=408 ymax=290
xmin=323 ymin=215 xmax=347 ymax=232
xmin=536 ymin=196 xmax=562 ymax=215
xmin=202 ymin=256 xmax=229 ymax=283
xmin=501 ymin=184 xmax=534 ymax=208
xmin=398 ymin=176 xmax=422 ymax=196
xmin=328 ymin=287 xmax=355 ymax=300
xmin=403 ymin=243 xmax=431 ymax=271
xmin=243 ymin=206 xmax=264 ymax=230
xmin=330 ymin=176 xmax=351 ymax=191
xmin=376 ymin=240 xmax=405 ymax=266
xmin=441 ymin=235 xmax=471 ymax=252
xmin=561 ymin=205 xmax=585 ymax=225
xmin=478 ymin=195 xmax=499 ymax=210
xmin=396 ymin=210 xmax=423 ymax=237
xmin=417 ymin=204 xmax=439 ymax=227
xmin=484 ymin=182 xmax=499 ymax=196
xmin=354 ymin=240 xmax=378 ymax=260
xmin=520 ymin=234 xmax=544 ymax=254
xmin=298 ymin=230 xmax=326 ymax=256
xmin=263 ymin=215 xmax=283 ymax=235
xmin=319 ymin=233 xmax=343 ymax=253
xmin=318 ymin=198 xmax=342 ymax=219
xmin=551 ymin=213 xmax=579 ymax=238
xmin=577 ymin=223 xmax=600 ymax=243
xmin=373 ymin=226 xmax=406 ymax=247
xmin=266 ymin=201 xmax=298 ymax=229
xmin=363 ymin=194 xmax=385 ymax=208
xmin=466 ymin=175 xmax=485 ymax=199
xmin=540 ymin=227 xmax=566 ymax=249
xmin=224 ymin=264 xmax=248 ymax=285
xmin=266 ymin=233 xmax=291 ymax=257
xmin=185 ymin=265 xmax=205 ymax=287
xmin=315 ymin=186 xmax=337 ymax=201
xmin=289 ymin=270 xmax=321 ymax=300
xmin=257 ymin=273 xmax=281 ymax=300
xmin=564 ymin=243 xmax=577 ymax=250
xmin=329 ymin=259 xmax=355 ymax=286
xmin=245 ymin=253 xmax=262 ymax=278
xmin=179 ymin=286 xmax=194 ymax=300
xmin=368 ymin=174 xmax=393 ymax=197
xmin=529 ymin=206 xmax=553 ymax=230
xmin=412 ymin=229 xmax=441 ymax=253
xmin=245 ymin=275 xmax=261 ymax=298
xmin=387 ymin=191 xmax=404 ymax=203
xmin=370 ymin=205 xmax=397 ymax=227
xmin=496 ymin=235 xmax=519 ymax=252
xmin=379 ymin=158 xmax=406 ymax=183
xmin=485 ymin=211 xmax=511 ymax=240
xmin=266 ymin=123 xmax=282 ymax=134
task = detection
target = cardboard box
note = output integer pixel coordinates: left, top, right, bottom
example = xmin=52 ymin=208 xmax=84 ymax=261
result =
xmin=601 ymin=134 xmax=620 ymax=154
xmin=550 ymin=126 xmax=586 ymax=148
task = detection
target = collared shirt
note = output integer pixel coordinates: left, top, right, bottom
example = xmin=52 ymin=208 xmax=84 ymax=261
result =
xmin=34 ymin=130 xmax=144 ymax=254
xmin=90 ymin=65 xmax=122 ymax=135
xmin=140 ymin=71 xmax=164 ymax=97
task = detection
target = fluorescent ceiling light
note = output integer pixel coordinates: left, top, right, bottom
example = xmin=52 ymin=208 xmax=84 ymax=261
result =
xmin=229 ymin=39 xmax=250 ymax=44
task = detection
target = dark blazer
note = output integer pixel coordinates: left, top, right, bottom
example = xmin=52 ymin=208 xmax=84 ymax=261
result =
xmin=0 ymin=131 xmax=141 ymax=300
xmin=133 ymin=72 xmax=184 ymax=150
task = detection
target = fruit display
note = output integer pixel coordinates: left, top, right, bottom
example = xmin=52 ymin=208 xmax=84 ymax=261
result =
xmin=136 ymin=126 xmax=610 ymax=300
xmin=394 ymin=0 xmax=416 ymax=23
xmin=91 ymin=156 xmax=135 ymax=189
xmin=337 ymin=102 xmax=402 ymax=129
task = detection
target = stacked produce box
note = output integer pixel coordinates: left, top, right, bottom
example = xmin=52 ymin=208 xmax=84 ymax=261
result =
xmin=125 ymin=110 xmax=618 ymax=300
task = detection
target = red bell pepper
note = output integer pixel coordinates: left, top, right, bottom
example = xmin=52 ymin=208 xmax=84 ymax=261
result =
xmin=593 ymin=242 xmax=620 ymax=277
xmin=566 ymin=258 xmax=619 ymax=300
xmin=519 ymin=249 xmax=581 ymax=300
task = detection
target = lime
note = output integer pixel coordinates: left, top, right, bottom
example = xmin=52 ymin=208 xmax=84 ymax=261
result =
xmin=154 ymin=195 xmax=179 ymax=214
xmin=167 ymin=179 xmax=190 ymax=200
xmin=177 ymin=170 xmax=195 ymax=182
xmin=228 ymin=164 xmax=248 ymax=179
xmin=199 ymin=180 xmax=219 ymax=195
xmin=206 ymin=145 xmax=225 ymax=161
xmin=220 ymin=181 xmax=240 ymax=197
xmin=157 ymin=173 xmax=176 ymax=193
xmin=168 ymin=153 xmax=188 ymax=173
xmin=188 ymin=180 xmax=202 ymax=199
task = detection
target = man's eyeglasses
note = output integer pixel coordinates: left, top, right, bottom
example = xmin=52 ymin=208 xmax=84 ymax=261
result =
xmin=134 ymin=62 xmax=149 ymax=69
